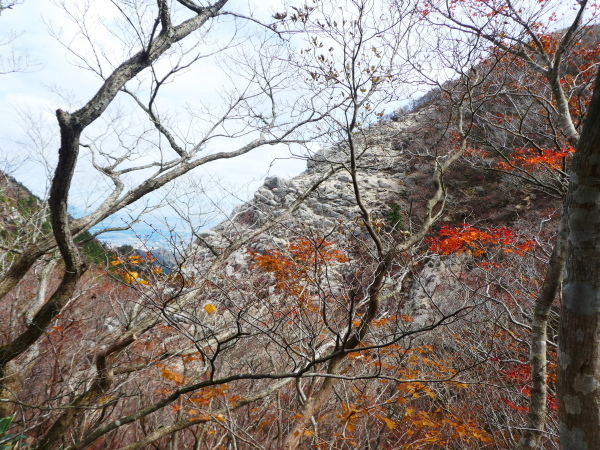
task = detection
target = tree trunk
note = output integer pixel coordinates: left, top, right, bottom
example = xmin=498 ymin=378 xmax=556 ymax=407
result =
xmin=558 ymin=67 xmax=600 ymax=449
xmin=283 ymin=358 xmax=342 ymax=450
xmin=517 ymin=214 xmax=567 ymax=449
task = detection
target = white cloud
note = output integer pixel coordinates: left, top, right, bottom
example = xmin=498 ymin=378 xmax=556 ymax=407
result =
xmin=0 ymin=0 xmax=310 ymax=245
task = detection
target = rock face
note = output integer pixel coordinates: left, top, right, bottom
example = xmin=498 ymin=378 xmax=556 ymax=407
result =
xmin=188 ymin=106 xmax=559 ymax=323
xmin=405 ymin=256 xmax=467 ymax=327
xmin=0 ymin=172 xmax=43 ymax=233
xmin=197 ymin=113 xmax=420 ymax=245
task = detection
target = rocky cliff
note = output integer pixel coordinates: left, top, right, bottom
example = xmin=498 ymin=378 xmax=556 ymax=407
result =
xmin=187 ymin=101 xmax=562 ymax=325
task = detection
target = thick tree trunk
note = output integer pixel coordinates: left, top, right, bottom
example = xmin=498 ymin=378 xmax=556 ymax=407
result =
xmin=558 ymin=67 xmax=600 ymax=449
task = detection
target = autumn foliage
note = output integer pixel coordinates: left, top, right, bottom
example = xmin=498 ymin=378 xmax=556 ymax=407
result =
xmin=427 ymin=223 xmax=535 ymax=257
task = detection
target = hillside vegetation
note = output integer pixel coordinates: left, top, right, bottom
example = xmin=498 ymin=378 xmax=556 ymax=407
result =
xmin=1 ymin=1 xmax=600 ymax=449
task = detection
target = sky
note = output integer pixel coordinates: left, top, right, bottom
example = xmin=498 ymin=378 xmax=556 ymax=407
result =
xmin=0 ymin=0 xmax=313 ymax=247
xmin=2 ymin=0 xmax=585 ymax=248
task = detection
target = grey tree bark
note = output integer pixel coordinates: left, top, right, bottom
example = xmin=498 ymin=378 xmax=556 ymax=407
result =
xmin=558 ymin=66 xmax=600 ymax=450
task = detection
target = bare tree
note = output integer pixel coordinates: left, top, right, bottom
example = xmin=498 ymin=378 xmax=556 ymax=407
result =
xmin=2 ymin=0 xmax=597 ymax=448
xmin=419 ymin=1 xmax=599 ymax=446
xmin=0 ymin=0 xmax=336 ymax=442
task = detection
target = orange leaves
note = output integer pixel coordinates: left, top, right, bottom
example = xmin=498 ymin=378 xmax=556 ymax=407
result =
xmin=190 ymin=385 xmax=228 ymax=407
xmin=445 ymin=417 xmax=493 ymax=444
xmin=127 ymin=255 xmax=143 ymax=264
xmin=249 ymin=237 xmax=347 ymax=300
xmin=111 ymin=255 xmax=144 ymax=266
xmin=400 ymin=408 xmax=493 ymax=446
xmin=158 ymin=365 xmax=185 ymax=385
xmin=377 ymin=415 xmax=397 ymax=430
xmin=287 ymin=237 xmax=348 ymax=264
xmin=337 ymin=403 xmax=360 ymax=432
xmin=203 ymin=303 xmax=217 ymax=315
xmin=427 ymin=223 xmax=535 ymax=257
xmin=250 ymin=237 xmax=347 ymax=278
xmin=503 ymin=398 xmax=528 ymax=412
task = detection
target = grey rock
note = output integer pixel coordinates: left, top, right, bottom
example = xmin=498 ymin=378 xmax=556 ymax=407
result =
xmin=264 ymin=176 xmax=287 ymax=190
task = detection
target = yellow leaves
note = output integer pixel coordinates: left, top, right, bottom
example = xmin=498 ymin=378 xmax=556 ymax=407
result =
xmin=303 ymin=429 xmax=314 ymax=437
xmin=424 ymin=387 xmax=436 ymax=399
xmin=121 ymin=271 xmax=149 ymax=286
xmin=97 ymin=395 xmax=114 ymax=404
xmin=123 ymin=271 xmax=139 ymax=284
xmin=377 ymin=415 xmax=397 ymax=430
xmin=128 ymin=255 xmax=143 ymax=264
xmin=204 ymin=303 xmax=217 ymax=315
xmin=110 ymin=254 xmax=159 ymax=287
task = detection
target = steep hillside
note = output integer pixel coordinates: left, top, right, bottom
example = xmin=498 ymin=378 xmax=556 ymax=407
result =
xmin=0 ymin=76 xmax=569 ymax=450
xmin=2 ymin=16 xmax=595 ymax=448
xmin=0 ymin=171 xmax=109 ymax=267
xmin=146 ymin=71 xmax=570 ymax=446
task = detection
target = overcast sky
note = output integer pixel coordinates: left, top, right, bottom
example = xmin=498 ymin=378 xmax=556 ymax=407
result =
xmin=2 ymin=0 xmax=582 ymax=247
xmin=0 ymin=0 xmax=313 ymax=246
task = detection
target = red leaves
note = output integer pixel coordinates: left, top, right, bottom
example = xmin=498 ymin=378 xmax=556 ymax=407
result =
xmin=500 ymin=362 xmax=558 ymax=412
xmin=503 ymin=398 xmax=528 ymax=412
xmin=496 ymin=146 xmax=575 ymax=173
xmin=427 ymin=223 xmax=535 ymax=257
